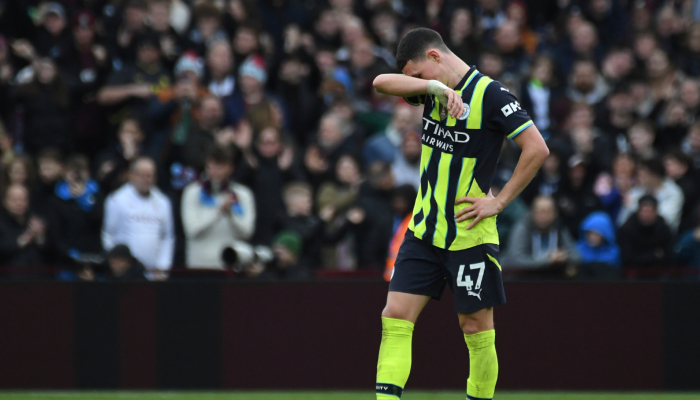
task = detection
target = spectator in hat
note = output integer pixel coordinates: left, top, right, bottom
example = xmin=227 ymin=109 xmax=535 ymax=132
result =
xmin=618 ymin=195 xmax=674 ymax=270
xmin=98 ymin=32 xmax=171 ymax=132
xmin=260 ymin=230 xmax=308 ymax=280
xmin=32 ymin=2 xmax=72 ymax=59
xmin=575 ymin=211 xmax=621 ymax=278
xmin=223 ymin=54 xmax=286 ymax=127
xmin=103 ymin=244 xmax=146 ymax=281
xmin=618 ymin=158 xmax=684 ymax=232
xmin=149 ymin=51 xmax=209 ymax=159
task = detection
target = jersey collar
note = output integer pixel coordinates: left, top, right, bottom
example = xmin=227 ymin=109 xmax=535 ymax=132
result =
xmin=453 ymin=65 xmax=478 ymax=91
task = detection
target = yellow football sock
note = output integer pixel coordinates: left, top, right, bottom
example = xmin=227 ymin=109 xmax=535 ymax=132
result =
xmin=376 ymin=317 xmax=414 ymax=398
xmin=465 ymin=329 xmax=498 ymax=400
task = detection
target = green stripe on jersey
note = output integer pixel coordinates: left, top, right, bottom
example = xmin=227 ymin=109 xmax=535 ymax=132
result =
xmin=431 ymin=152 xmax=453 ymax=248
xmin=467 ymin=77 xmax=493 ymax=130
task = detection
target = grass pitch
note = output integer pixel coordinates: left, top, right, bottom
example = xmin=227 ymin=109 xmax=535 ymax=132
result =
xmin=0 ymin=392 xmax=698 ymax=400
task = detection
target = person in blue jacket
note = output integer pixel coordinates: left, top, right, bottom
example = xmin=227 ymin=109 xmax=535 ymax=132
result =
xmin=576 ymin=211 xmax=621 ymax=278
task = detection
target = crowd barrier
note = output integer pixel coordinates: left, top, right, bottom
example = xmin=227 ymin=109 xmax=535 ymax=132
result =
xmin=0 ymin=281 xmax=698 ymax=390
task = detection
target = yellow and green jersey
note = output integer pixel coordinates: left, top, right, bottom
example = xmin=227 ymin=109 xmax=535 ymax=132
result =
xmin=404 ymin=67 xmax=533 ymax=251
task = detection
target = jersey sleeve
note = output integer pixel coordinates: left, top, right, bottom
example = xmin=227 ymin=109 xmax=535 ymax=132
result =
xmin=404 ymin=94 xmax=426 ymax=106
xmin=484 ymin=81 xmax=533 ymax=140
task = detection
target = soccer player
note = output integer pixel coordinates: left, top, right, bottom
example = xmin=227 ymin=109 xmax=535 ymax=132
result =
xmin=372 ymin=28 xmax=549 ymax=400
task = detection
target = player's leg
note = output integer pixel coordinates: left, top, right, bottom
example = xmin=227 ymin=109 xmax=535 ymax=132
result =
xmin=376 ymin=292 xmax=430 ymax=399
xmin=447 ymin=244 xmax=505 ymax=400
xmin=459 ymin=308 xmax=498 ymax=400
xmin=377 ymin=232 xmax=446 ymax=399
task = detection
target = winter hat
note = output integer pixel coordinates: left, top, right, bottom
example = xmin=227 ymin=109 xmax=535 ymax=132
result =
xmin=175 ymin=51 xmax=204 ymax=79
xmin=273 ymin=231 xmax=302 ymax=257
xmin=40 ymin=2 xmax=65 ymax=20
xmin=239 ymin=55 xmax=267 ymax=85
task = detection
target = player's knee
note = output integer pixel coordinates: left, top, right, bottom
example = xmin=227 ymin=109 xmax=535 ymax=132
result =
xmin=459 ymin=310 xmax=493 ymax=335
xmin=381 ymin=304 xmax=406 ymax=320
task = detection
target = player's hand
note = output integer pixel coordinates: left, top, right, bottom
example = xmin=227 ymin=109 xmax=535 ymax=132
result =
xmin=443 ymin=89 xmax=464 ymax=119
xmin=454 ymin=192 xmax=504 ymax=230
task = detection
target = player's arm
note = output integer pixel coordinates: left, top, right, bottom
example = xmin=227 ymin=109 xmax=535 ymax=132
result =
xmin=455 ymin=83 xmax=549 ymax=229
xmin=373 ymin=74 xmax=463 ymax=118
xmin=456 ymin=125 xmax=548 ymax=228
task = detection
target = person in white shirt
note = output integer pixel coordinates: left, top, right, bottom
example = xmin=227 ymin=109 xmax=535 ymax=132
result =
xmin=102 ymin=156 xmax=175 ymax=280
xmin=181 ymin=146 xmax=256 ymax=270
xmin=617 ymin=158 xmax=684 ymax=232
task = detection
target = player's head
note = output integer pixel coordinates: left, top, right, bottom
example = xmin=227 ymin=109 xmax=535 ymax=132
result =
xmin=396 ymin=28 xmax=452 ymax=81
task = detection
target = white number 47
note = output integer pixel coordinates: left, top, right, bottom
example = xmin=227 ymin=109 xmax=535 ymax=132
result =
xmin=457 ymin=262 xmax=485 ymax=291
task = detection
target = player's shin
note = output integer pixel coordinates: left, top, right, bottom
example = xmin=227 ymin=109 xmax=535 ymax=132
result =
xmin=465 ymin=330 xmax=498 ymax=400
xmin=376 ymin=317 xmax=414 ymax=399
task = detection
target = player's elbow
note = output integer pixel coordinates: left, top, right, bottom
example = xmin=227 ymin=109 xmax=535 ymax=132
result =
xmin=373 ymin=75 xmax=388 ymax=93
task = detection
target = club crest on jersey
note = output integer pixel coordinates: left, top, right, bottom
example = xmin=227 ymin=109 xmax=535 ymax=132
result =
xmin=458 ymin=104 xmax=471 ymax=120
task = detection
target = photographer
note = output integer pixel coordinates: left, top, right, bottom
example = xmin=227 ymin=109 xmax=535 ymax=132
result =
xmin=181 ymin=146 xmax=256 ymax=271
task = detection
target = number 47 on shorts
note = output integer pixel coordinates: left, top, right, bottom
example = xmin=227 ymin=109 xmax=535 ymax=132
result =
xmin=457 ymin=262 xmax=485 ymax=291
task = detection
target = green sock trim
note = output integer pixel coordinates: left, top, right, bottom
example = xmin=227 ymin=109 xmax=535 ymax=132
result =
xmin=376 ymin=317 xmax=414 ymax=399
xmin=465 ymin=329 xmax=498 ymax=399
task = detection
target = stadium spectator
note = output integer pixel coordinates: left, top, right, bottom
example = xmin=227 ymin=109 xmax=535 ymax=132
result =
xmin=575 ymin=211 xmax=621 ymax=279
xmin=97 ymin=32 xmax=171 ymax=133
xmin=519 ymin=55 xmax=558 ymax=139
xmin=34 ymin=148 xmax=63 ymax=213
xmin=103 ymin=244 xmax=146 ymax=281
xmin=261 ymin=230 xmax=306 ymax=280
xmin=446 ymin=8 xmax=480 ymax=66
xmin=147 ymin=0 xmax=183 ymax=69
xmin=12 ymin=57 xmax=73 ymax=155
xmin=47 ymin=154 xmax=103 ymax=278
xmin=102 ymin=156 xmax=174 ymax=280
xmin=280 ymin=182 xmax=322 ymax=270
xmin=595 ymin=152 xmax=636 ymax=223
xmin=108 ymin=0 xmax=149 ymax=64
xmin=503 ymin=195 xmax=581 ymax=271
xmin=0 ymin=183 xmax=46 ymax=277
xmin=618 ymin=195 xmax=674 ymax=271
xmin=617 ymin=158 xmax=684 ymax=232
xmin=554 ymin=156 xmax=603 ymax=239
xmin=565 ymin=60 xmax=609 ymax=107
xmin=627 ymin=120 xmax=657 ymax=160
xmin=181 ymin=146 xmax=255 ymax=270
xmin=95 ymin=119 xmax=145 ymax=194
xmin=491 ymin=178 xmax=528 ymax=253
xmin=223 ymin=54 xmax=276 ymax=127
xmin=493 ymin=20 xmax=528 ymax=79
xmin=391 ymin=132 xmax=421 ymax=191
xmin=205 ymin=39 xmax=235 ymax=98
xmin=185 ymin=2 xmax=227 ymax=59
xmin=2 ymin=154 xmax=36 ymax=192
xmin=364 ymin=104 xmax=417 ymax=165
xmin=664 ymin=149 xmax=699 ymax=234
xmin=384 ymin=184 xmax=417 ymax=281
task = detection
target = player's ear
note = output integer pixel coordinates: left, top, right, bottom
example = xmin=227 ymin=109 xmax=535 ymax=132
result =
xmin=426 ymin=49 xmax=441 ymax=63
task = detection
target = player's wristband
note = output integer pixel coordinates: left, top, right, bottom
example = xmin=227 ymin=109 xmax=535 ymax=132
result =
xmin=427 ymin=80 xmax=450 ymax=106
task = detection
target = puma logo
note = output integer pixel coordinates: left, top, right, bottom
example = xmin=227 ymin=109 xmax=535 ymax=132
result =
xmin=468 ymin=289 xmax=482 ymax=300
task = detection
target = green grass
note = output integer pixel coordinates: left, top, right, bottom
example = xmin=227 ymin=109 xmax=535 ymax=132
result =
xmin=0 ymin=392 xmax=698 ymax=400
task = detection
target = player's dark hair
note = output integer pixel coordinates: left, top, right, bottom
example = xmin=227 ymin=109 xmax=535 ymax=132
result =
xmin=395 ymin=28 xmax=450 ymax=71
xmin=638 ymin=158 xmax=665 ymax=178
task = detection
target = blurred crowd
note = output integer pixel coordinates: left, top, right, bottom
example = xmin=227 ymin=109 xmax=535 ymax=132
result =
xmin=1 ymin=0 xmax=700 ymax=281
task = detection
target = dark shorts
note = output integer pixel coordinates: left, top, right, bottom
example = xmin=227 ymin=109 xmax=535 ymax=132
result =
xmin=389 ymin=230 xmax=506 ymax=314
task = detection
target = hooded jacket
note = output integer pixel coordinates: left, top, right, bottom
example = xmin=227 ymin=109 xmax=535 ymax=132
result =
xmin=576 ymin=212 xmax=621 ymax=267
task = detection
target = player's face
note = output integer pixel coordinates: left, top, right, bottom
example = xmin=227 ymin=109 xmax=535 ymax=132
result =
xmin=402 ymin=57 xmax=442 ymax=82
